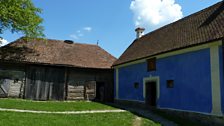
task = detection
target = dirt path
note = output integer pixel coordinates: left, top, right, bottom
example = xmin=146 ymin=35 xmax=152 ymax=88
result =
xmin=132 ymin=116 xmax=142 ymax=126
xmin=0 ymin=108 xmax=126 ymax=114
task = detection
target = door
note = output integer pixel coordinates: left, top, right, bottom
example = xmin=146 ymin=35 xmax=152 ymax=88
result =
xmin=96 ymin=82 xmax=105 ymax=102
xmin=145 ymin=81 xmax=157 ymax=106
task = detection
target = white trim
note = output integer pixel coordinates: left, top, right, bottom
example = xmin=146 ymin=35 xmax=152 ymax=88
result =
xmin=114 ymin=41 xmax=222 ymax=68
xmin=115 ymin=68 xmax=119 ymax=99
xmin=158 ymin=107 xmax=223 ymax=117
xmin=210 ymin=45 xmax=222 ymax=115
xmin=143 ymin=76 xmax=160 ymax=101
xmin=157 ymin=41 xmax=221 ymax=59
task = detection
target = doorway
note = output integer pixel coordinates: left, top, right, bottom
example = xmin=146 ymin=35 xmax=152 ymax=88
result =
xmin=96 ymin=82 xmax=105 ymax=102
xmin=145 ymin=81 xmax=157 ymax=106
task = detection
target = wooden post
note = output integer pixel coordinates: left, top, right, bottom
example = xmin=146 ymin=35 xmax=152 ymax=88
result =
xmin=44 ymin=83 xmax=49 ymax=100
xmin=36 ymin=80 xmax=41 ymax=100
xmin=84 ymin=82 xmax=86 ymax=100
xmin=49 ymin=83 xmax=53 ymax=100
xmin=23 ymin=65 xmax=28 ymax=99
xmin=64 ymin=68 xmax=68 ymax=100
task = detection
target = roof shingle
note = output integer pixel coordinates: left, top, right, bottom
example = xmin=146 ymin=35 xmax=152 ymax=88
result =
xmin=0 ymin=38 xmax=116 ymax=69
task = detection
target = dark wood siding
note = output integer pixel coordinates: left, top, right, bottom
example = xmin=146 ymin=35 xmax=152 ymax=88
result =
xmin=0 ymin=62 xmax=114 ymax=102
xmin=67 ymin=68 xmax=114 ymax=102
xmin=25 ymin=65 xmax=65 ymax=100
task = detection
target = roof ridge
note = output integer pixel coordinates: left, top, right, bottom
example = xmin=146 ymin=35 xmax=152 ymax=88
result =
xmin=140 ymin=1 xmax=223 ymax=40
xmin=42 ymin=38 xmax=99 ymax=46
xmin=11 ymin=37 xmax=99 ymax=47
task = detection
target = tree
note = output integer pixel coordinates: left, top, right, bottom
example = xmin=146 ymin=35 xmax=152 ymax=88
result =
xmin=0 ymin=0 xmax=44 ymax=38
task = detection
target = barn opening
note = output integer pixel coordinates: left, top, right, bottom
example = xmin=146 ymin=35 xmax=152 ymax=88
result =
xmin=95 ymin=82 xmax=106 ymax=102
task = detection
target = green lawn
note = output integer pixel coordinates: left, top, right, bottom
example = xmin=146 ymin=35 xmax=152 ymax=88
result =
xmin=0 ymin=98 xmax=161 ymax=126
xmin=0 ymin=98 xmax=116 ymax=111
xmin=0 ymin=112 xmax=132 ymax=126
xmin=0 ymin=111 xmax=161 ymax=126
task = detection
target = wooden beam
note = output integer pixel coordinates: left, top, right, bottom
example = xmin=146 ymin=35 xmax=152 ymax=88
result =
xmin=64 ymin=67 xmax=69 ymax=100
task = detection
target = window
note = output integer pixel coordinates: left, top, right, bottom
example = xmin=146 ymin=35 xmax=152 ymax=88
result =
xmin=167 ymin=80 xmax=174 ymax=88
xmin=134 ymin=82 xmax=139 ymax=89
xmin=147 ymin=58 xmax=156 ymax=71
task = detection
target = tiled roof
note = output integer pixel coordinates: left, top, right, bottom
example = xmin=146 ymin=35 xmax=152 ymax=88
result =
xmin=0 ymin=38 xmax=116 ymax=69
xmin=113 ymin=1 xmax=224 ymax=66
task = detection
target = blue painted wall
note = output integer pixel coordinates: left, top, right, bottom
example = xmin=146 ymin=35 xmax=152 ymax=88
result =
xmin=117 ymin=48 xmax=213 ymax=113
xmin=219 ymin=46 xmax=224 ymax=114
xmin=114 ymin=70 xmax=117 ymax=98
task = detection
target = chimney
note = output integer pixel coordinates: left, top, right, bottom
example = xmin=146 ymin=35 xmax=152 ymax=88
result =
xmin=135 ymin=27 xmax=145 ymax=39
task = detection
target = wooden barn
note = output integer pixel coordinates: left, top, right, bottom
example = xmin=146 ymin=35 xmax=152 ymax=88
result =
xmin=0 ymin=38 xmax=116 ymax=102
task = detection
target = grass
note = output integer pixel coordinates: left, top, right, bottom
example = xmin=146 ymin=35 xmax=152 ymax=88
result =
xmin=0 ymin=111 xmax=134 ymax=126
xmin=0 ymin=98 xmax=161 ymax=126
xmin=0 ymin=112 xmax=161 ymax=126
xmin=0 ymin=98 xmax=116 ymax=111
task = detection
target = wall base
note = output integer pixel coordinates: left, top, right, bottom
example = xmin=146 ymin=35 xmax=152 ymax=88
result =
xmin=114 ymin=99 xmax=224 ymax=126
xmin=157 ymin=108 xmax=224 ymax=126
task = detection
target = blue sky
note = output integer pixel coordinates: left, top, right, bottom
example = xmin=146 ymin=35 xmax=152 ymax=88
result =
xmin=1 ymin=0 xmax=222 ymax=58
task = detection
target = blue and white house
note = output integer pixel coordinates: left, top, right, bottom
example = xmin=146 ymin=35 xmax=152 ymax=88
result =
xmin=113 ymin=1 xmax=224 ymax=116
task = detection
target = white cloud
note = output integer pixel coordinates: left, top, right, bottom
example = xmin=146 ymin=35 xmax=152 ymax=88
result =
xmin=69 ymin=34 xmax=79 ymax=40
xmin=83 ymin=27 xmax=92 ymax=32
xmin=0 ymin=38 xmax=9 ymax=47
xmin=70 ymin=26 xmax=92 ymax=40
xmin=130 ymin=0 xmax=183 ymax=30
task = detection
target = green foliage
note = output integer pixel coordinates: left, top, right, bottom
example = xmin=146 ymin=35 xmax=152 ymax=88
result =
xmin=0 ymin=0 xmax=44 ymax=38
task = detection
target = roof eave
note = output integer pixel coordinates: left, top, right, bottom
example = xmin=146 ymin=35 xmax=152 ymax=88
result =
xmin=113 ymin=38 xmax=224 ymax=67
xmin=0 ymin=60 xmax=113 ymax=70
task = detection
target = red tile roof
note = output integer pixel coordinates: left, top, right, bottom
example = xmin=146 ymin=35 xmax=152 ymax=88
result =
xmin=0 ymin=38 xmax=116 ymax=69
xmin=113 ymin=1 xmax=224 ymax=66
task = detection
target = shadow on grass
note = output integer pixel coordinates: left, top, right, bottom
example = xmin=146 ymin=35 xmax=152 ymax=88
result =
xmin=100 ymin=102 xmax=206 ymax=126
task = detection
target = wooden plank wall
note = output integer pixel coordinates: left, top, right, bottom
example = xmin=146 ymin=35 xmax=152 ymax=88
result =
xmin=25 ymin=65 xmax=65 ymax=100
xmin=67 ymin=68 xmax=114 ymax=102
xmin=0 ymin=62 xmax=114 ymax=102
xmin=67 ymin=81 xmax=96 ymax=100
xmin=0 ymin=63 xmax=25 ymax=98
